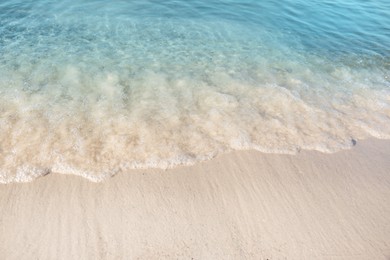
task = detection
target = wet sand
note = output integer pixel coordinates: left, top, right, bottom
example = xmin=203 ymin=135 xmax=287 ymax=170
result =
xmin=0 ymin=139 xmax=389 ymax=259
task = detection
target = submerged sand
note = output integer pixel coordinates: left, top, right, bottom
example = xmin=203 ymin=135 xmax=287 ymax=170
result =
xmin=0 ymin=139 xmax=389 ymax=259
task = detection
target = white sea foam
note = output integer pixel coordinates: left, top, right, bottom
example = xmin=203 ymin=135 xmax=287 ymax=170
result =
xmin=0 ymin=59 xmax=389 ymax=183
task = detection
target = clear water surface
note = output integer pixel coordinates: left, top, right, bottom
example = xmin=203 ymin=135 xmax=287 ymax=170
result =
xmin=0 ymin=0 xmax=389 ymax=182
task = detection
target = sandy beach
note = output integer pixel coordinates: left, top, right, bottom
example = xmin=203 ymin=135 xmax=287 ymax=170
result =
xmin=0 ymin=139 xmax=389 ymax=259
xmin=1 ymin=0 xmax=389 ymax=259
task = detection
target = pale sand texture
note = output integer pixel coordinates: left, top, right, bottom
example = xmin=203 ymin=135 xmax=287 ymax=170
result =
xmin=0 ymin=139 xmax=390 ymax=259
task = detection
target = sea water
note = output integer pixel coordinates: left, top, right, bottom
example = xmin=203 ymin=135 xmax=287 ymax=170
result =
xmin=0 ymin=0 xmax=389 ymax=182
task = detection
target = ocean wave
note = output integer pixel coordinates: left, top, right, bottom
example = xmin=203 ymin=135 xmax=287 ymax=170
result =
xmin=1 ymin=0 xmax=389 ymax=183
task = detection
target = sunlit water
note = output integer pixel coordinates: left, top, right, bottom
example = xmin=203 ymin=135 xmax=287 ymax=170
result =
xmin=0 ymin=0 xmax=389 ymax=182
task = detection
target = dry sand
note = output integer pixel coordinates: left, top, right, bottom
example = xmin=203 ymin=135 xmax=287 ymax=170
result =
xmin=0 ymin=139 xmax=389 ymax=259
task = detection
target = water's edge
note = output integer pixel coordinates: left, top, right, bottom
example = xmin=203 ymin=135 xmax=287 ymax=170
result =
xmin=2 ymin=137 xmax=389 ymax=184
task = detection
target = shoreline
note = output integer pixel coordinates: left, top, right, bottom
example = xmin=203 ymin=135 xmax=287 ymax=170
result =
xmin=1 ymin=138 xmax=389 ymax=259
xmin=0 ymin=137 xmax=384 ymax=184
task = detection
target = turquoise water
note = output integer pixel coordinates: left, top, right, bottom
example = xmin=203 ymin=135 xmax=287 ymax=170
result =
xmin=0 ymin=0 xmax=389 ymax=182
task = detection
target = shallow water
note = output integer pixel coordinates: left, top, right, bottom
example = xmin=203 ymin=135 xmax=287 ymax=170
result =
xmin=0 ymin=0 xmax=389 ymax=182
